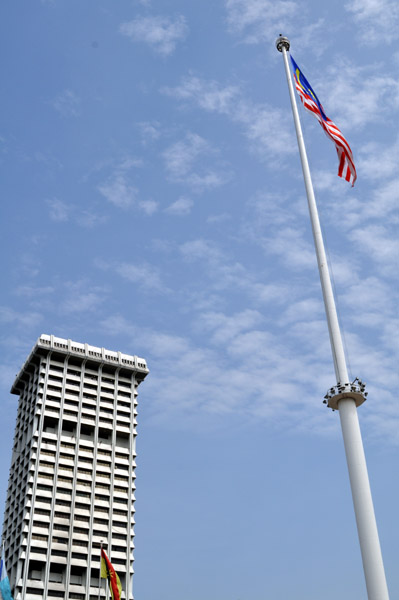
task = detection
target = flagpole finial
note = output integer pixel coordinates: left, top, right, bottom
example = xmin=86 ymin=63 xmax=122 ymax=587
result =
xmin=276 ymin=35 xmax=290 ymax=52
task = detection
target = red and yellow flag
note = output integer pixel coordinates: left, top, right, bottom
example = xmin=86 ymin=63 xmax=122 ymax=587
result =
xmin=100 ymin=548 xmax=122 ymax=600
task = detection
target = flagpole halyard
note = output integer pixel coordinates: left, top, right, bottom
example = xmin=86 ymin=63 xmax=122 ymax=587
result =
xmin=276 ymin=35 xmax=390 ymax=600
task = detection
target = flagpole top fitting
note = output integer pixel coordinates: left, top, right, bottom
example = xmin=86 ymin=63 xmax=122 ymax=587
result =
xmin=276 ymin=36 xmax=290 ymax=52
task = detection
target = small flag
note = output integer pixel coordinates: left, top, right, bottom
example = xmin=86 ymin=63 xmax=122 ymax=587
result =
xmin=290 ymin=56 xmax=357 ymax=186
xmin=0 ymin=548 xmax=14 ymax=600
xmin=100 ymin=548 xmax=122 ymax=600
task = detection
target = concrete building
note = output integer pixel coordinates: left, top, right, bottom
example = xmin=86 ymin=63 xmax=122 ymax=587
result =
xmin=1 ymin=334 xmax=149 ymax=600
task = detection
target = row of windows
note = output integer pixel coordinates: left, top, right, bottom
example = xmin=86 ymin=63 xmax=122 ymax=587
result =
xmin=51 ymin=442 xmax=130 ymax=460
xmin=38 ymin=463 xmax=130 ymax=476
xmin=47 ymin=371 xmax=134 ymax=389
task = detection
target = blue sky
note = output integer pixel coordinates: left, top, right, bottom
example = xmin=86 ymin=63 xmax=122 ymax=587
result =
xmin=1 ymin=1 xmax=398 ymax=598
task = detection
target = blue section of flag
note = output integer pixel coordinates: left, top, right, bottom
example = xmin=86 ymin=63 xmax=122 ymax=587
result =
xmin=290 ymin=56 xmax=328 ymax=121
xmin=0 ymin=556 xmax=14 ymax=600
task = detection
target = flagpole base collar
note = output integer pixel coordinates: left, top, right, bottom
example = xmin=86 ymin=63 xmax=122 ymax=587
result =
xmin=276 ymin=36 xmax=290 ymax=52
xmin=323 ymin=378 xmax=367 ymax=410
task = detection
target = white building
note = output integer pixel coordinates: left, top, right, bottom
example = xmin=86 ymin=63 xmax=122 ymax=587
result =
xmin=1 ymin=334 xmax=149 ymax=600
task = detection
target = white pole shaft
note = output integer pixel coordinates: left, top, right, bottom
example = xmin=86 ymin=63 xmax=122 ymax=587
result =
xmin=280 ymin=45 xmax=348 ymax=384
xmin=279 ymin=42 xmax=389 ymax=600
xmin=339 ymin=399 xmax=390 ymax=599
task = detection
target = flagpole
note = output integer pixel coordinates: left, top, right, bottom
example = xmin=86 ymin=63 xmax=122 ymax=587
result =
xmin=276 ymin=36 xmax=389 ymax=600
xmin=99 ymin=543 xmax=102 ymax=600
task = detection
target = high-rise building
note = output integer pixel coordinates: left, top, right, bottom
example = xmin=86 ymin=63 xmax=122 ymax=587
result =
xmin=1 ymin=334 xmax=149 ymax=600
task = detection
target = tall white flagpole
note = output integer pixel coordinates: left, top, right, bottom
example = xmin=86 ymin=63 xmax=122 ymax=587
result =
xmin=276 ymin=36 xmax=389 ymax=600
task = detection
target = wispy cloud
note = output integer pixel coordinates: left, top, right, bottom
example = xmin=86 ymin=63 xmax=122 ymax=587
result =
xmin=139 ymin=199 xmax=159 ymax=215
xmin=52 ymin=89 xmax=81 ymax=117
xmin=351 ymin=224 xmax=399 ymax=276
xmin=242 ymin=193 xmax=316 ymax=271
xmin=164 ymin=133 xmax=209 ymax=178
xmin=119 ymin=14 xmax=188 ymax=56
xmin=15 ymin=285 xmax=55 ymax=298
xmin=163 ymin=132 xmax=231 ymax=191
xmin=46 ymin=198 xmax=70 ymax=222
xmin=224 ymin=0 xmax=327 ymax=54
xmin=97 ymin=157 xmax=154 ymax=212
xmin=165 ymin=196 xmax=193 ymax=216
xmin=342 ymin=276 xmax=396 ymax=322
xmin=180 ymin=238 xmax=224 ymax=265
xmin=0 ymin=306 xmax=42 ymax=329
xmin=138 ymin=121 xmax=162 ymax=144
xmin=345 ymin=0 xmax=399 ymax=45
xmin=96 ymin=259 xmax=168 ymax=293
xmin=318 ymin=61 xmax=399 ymax=130
xmin=357 ymin=138 xmax=399 ymax=182
xmin=164 ymin=76 xmax=241 ymax=112
xmin=163 ymin=76 xmax=294 ymax=161
xmin=99 ymin=311 xmax=398 ymax=441
xmin=62 ymin=294 xmax=103 ymax=314
xmin=178 ymin=236 xmax=303 ymax=314
xmin=197 ymin=309 xmax=264 ymax=345
xmin=225 ymin=0 xmax=299 ymax=44
xmin=98 ymin=174 xmax=138 ymax=208
xmin=46 ymin=197 xmax=107 ymax=228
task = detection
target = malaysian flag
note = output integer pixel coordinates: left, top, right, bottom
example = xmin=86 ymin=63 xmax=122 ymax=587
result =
xmin=290 ymin=56 xmax=357 ymax=186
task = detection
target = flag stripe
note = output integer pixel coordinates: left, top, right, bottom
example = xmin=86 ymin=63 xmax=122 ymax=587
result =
xmin=291 ymin=56 xmax=357 ymax=186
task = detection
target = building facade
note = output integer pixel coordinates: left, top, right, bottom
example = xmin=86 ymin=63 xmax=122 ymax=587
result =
xmin=1 ymin=334 xmax=149 ymax=600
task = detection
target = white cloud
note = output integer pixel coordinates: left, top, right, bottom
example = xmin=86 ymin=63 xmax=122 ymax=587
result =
xmin=234 ymin=100 xmax=295 ymax=160
xmin=61 ymin=282 xmax=105 ymax=314
xmin=351 ymin=224 xmax=399 ymax=276
xmin=118 ymin=157 xmax=144 ymax=170
xmin=99 ymin=312 xmax=397 ymax=441
xmin=207 ymin=213 xmax=231 ymax=224
xmin=98 ymin=174 xmax=138 ymax=209
xmin=139 ymin=200 xmax=159 ymax=215
xmin=197 ymin=309 xmax=264 ymax=345
xmin=45 ymin=198 xmax=106 ymax=228
xmin=178 ymin=236 xmax=308 ymax=322
xmin=76 ymin=211 xmax=107 ymax=228
xmin=318 ymin=62 xmax=399 ymax=131
xmin=165 ymin=196 xmax=193 ymax=215
xmin=358 ymin=139 xmax=399 ymax=182
xmin=138 ymin=121 xmax=161 ymax=143
xmin=46 ymin=198 xmax=70 ymax=222
xmin=225 ymin=0 xmax=298 ymax=44
xmin=163 ymin=132 xmax=208 ymax=178
xmin=366 ymin=177 xmax=399 ymax=220
xmin=248 ymin=282 xmax=292 ymax=306
xmin=52 ymin=89 xmax=80 ymax=117
xmin=342 ymin=276 xmax=396 ymax=320
xmin=165 ymin=75 xmax=240 ymax=112
xmin=119 ymin=14 xmax=188 ymax=56
xmin=96 ymin=260 xmax=168 ymax=293
xmin=163 ymin=76 xmax=294 ymax=161
xmin=345 ymin=0 xmax=399 ymax=45
xmin=224 ymin=0 xmax=328 ymax=56
xmin=180 ymin=238 xmax=224 ymax=265
xmin=15 ymin=285 xmax=54 ymax=298
xmin=97 ymin=157 xmax=144 ymax=209
xmin=0 ymin=306 xmax=42 ymax=329
xmin=163 ymin=132 xmax=231 ymax=191
xmin=259 ymin=226 xmax=317 ymax=271
xmin=280 ymin=297 xmax=324 ymax=325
